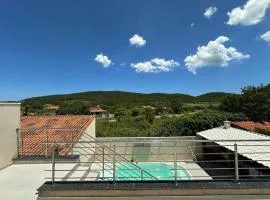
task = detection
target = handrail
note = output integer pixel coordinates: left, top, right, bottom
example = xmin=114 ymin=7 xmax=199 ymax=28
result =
xmin=77 ymin=134 xmax=144 ymax=180
xmin=45 ymin=138 xmax=270 ymax=143
xmin=81 ymin=133 xmax=158 ymax=180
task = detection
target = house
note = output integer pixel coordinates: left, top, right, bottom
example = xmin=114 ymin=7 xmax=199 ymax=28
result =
xmin=20 ymin=115 xmax=95 ymax=156
xmin=90 ymin=105 xmax=114 ymax=119
xmin=46 ymin=104 xmax=60 ymax=110
xmin=232 ymin=121 xmax=270 ymax=132
xmin=90 ymin=105 xmax=106 ymax=117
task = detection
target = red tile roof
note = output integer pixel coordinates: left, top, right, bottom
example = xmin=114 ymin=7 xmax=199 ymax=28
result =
xmin=20 ymin=115 xmax=94 ymax=156
xmin=90 ymin=107 xmax=106 ymax=113
xmin=232 ymin=121 xmax=270 ymax=132
xmin=47 ymin=104 xmax=60 ymax=110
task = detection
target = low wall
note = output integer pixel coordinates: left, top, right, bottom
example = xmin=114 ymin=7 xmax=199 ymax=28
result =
xmin=74 ymin=118 xmax=96 ymax=164
xmin=37 ymin=181 xmax=270 ymax=198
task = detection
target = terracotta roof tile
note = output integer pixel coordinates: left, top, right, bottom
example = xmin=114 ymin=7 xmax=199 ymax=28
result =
xmin=20 ymin=115 xmax=94 ymax=156
xmin=90 ymin=107 xmax=106 ymax=113
xmin=232 ymin=121 xmax=270 ymax=132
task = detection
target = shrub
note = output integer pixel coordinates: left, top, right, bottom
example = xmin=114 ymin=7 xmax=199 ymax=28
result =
xmin=153 ymin=110 xmax=248 ymax=137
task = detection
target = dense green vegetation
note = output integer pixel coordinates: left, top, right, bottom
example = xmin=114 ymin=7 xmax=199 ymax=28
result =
xmin=22 ymin=91 xmax=233 ymax=113
xmin=152 ymin=111 xmax=248 ymax=137
xmin=97 ymin=110 xmax=248 ymax=137
xmin=197 ymin=92 xmax=235 ymax=102
xmin=220 ymin=84 xmax=270 ymax=122
xmin=22 ymin=84 xmax=269 ymax=137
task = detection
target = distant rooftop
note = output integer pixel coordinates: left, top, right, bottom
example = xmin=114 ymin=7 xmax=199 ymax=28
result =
xmin=90 ymin=105 xmax=106 ymax=113
xmin=232 ymin=121 xmax=270 ymax=132
xmin=46 ymin=104 xmax=60 ymax=110
xmin=20 ymin=115 xmax=94 ymax=156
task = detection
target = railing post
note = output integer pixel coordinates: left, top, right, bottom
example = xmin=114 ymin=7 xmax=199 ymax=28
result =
xmin=16 ymin=128 xmax=20 ymax=157
xmin=21 ymin=131 xmax=24 ymax=156
xmin=52 ymin=144 xmax=56 ymax=185
xmin=234 ymin=142 xmax=239 ymax=182
xmin=46 ymin=131 xmax=48 ymax=157
xmin=71 ymin=132 xmax=74 ymax=155
xmin=102 ymin=147 xmax=105 ymax=181
xmin=113 ymin=144 xmax=116 ymax=183
xmin=174 ymin=142 xmax=177 ymax=185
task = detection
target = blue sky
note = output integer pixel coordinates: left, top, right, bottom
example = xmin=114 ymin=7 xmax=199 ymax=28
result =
xmin=1 ymin=0 xmax=270 ymax=100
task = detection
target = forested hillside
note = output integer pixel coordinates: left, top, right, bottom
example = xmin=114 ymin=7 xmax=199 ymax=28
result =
xmin=22 ymin=91 xmax=233 ymax=107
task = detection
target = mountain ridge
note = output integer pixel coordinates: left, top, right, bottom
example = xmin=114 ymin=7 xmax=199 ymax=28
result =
xmin=22 ymin=91 xmax=237 ymax=107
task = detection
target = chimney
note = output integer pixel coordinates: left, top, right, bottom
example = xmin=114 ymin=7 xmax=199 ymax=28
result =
xmin=223 ymin=121 xmax=231 ymax=129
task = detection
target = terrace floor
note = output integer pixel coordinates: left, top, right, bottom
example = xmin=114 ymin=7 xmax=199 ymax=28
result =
xmin=0 ymin=161 xmax=210 ymax=200
xmin=0 ymin=163 xmax=98 ymax=200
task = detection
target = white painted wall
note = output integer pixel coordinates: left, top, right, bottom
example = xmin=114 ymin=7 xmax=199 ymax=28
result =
xmin=0 ymin=103 xmax=21 ymax=169
xmin=84 ymin=118 xmax=96 ymax=138
xmin=73 ymin=118 xmax=96 ymax=165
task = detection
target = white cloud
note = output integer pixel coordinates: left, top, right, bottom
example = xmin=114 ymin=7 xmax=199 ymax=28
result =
xmin=129 ymin=34 xmax=146 ymax=47
xmin=190 ymin=23 xmax=195 ymax=27
xmin=94 ymin=53 xmax=112 ymax=67
xmin=227 ymin=0 xmax=270 ymax=26
xmin=184 ymin=36 xmax=250 ymax=74
xmin=260 ymin=30 xmax=270 ymax=43
xmin=131 ymin=58 xmax=180 ymax=73
xmin=204 ymin=6 xmax=218 ymax=18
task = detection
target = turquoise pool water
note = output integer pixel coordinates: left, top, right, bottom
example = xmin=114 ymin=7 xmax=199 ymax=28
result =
xmin=100 ymin=162 xmax=190 ymax=181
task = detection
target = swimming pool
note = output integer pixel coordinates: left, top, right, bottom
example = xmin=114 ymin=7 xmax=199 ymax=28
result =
xmin=99 ymin=162 xmax=190 ymax=181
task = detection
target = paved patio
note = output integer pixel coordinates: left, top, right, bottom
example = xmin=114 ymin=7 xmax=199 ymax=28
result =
xmin=0 ymin=163 xmax=98 ymax=200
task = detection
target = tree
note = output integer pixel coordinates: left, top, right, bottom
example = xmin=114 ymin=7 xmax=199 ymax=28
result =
xmin=168 ymin=97 xmax=183 ymax=114
xmin=131 ymin=108 xmax=140 ymax=117
xmin=57 ymin=100 xmax=91 ymax=115
xmin=155 ymin=104 xmax=164 ymax=115
xmin=114 ymin=107 xmax=129 ymax=118
xmin=153 ymin=110 xmax=248 ymax=137
xmin=143 ymin=108 xmax=155 ymax=123
xmin=220 ymin=84 xmax=270 ymax=121
xmin=22 ymin=105 xmax=33 ymax=116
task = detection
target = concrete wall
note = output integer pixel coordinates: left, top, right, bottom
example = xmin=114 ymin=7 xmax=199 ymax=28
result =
xmin=0 ymin=103 xmax=21 ymax=169
xmin=84 ymin=118 xmax=96 ymax=138
xmin=97 ymin=137 xmax=198 ymax=162
xmin=74 ymin=118 xmax=96 ymax=164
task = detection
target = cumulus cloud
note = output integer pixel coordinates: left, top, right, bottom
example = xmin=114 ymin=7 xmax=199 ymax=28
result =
xmin=131 ymin=58 xmax=180 ymax=73
xmin=204 ymin=6 xmax=218 ymax=18
xmin=184 ymin=36 xmax=250 ymax=74
xmin=94 ymin=53 xmax=112 ymax=67
xmin=129 ymin=34 xmax=146 ymax=47
xmin=227 ymin=0 xmax=270 ymax=26
xmin=260 ymin=30 xmax=270 ymax=43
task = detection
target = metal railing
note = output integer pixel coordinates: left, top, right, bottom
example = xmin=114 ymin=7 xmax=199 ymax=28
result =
xmin=46 ymin=137 xmax=270 ymax=183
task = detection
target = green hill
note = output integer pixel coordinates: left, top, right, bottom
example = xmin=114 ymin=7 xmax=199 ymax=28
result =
xmin=22 ymin=91 xmax=194 ymax=106
xmin=196 ymin=92 xmax=238 ymax=102
xmin=22 ymin=91 xmax=235 ymax=108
